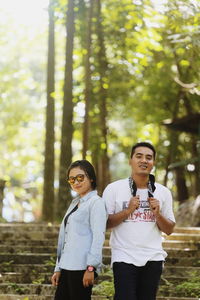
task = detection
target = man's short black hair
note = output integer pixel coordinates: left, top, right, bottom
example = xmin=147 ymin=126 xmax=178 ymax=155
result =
xmin=130 ymin=142 xmax=156 ymax=159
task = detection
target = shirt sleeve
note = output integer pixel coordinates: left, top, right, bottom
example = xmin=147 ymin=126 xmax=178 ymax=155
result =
xmin=103 ymin=184 xmax=116 ymax=215
xmin=54 ymin=210 xmax=68 ymax=272
xmin=54 ymin=258 xmax=61 ymax=272
xmin=86 ymin=198 xmax=107 ymax=269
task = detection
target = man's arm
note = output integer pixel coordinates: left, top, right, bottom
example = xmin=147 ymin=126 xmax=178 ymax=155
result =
xmin=107 ymin=210 xmax=130 ymax=229
xmin=148 ymin=197 xmax=175 ymax=235
xmin=107 ymin=196 xmax=140 ymax=229
xmin=155 ymin=213 xmax=175 ymax=235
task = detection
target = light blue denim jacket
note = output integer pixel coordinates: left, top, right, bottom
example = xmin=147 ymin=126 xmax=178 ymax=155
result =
xmin=54 ymin=190 xmax=107 ymax=273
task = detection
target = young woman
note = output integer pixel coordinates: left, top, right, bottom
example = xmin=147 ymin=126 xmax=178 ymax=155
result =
xmin=51 ymin=160 xmax=107 ymax=300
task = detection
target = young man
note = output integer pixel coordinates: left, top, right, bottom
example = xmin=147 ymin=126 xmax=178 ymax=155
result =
xmin=103 ymin=142 xmax=175 ymax=300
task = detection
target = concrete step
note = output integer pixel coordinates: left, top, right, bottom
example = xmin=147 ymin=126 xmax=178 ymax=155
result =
xmin=1 ymin=271 xmax=111 ymax=285
xmin=13 ymin=252 xmax=195 ymax=267
xmin=1 ymin=265 xmax=199 ymax=285
xmin=1 ymin=223 xmax=200 ymax=299
xmin=0 ymin=294 xmax=199 ymax=300
xmin=164 ymin=233 xmax=200 ymax=242
xmin=0 ymin=254 xmax=55 ymax=265
xmin=1 ymin=242 xmax=199 ymax=255
xmin=1 ymin=265 xmax=198 ymax=285
xmin=0 ymin=295 xmax=53 ymax=300
xmin=157 ymin=298 xmax=199 ymax=300
xmin=0 ymin=223 xmax=59 ymax=231
xmin=102 ymin=255 xmax=200 ymax=267
xmin=165 ymin=249 xmax=200 ymax=258
xmin=162 ymin=240 xmax=200 ymax=250
xmin=0 ymin=272 xmax=51 ymax=284
xmin=0 ymin=239 xmax=57 ymax=247
xmin=104 ymin=240 xmax=200 ymax=250
xmin=0 ymin=283 xmax=54 ymax=295
xmin=102 ymin=247 xmax=200 ymax=258
xmin=0 ymin=264 xmax=54 ymax=274
xmin=1 ymin=223 xmax=199 ymax=233
xmin=104 ymin=239 xmax=200 ymax=250
xmin=0 ymin=297 xmax=198 ymax=300
xmin=102 ymin=256 xmax=111 ymax=265
xmin=0 ymin=231 xmax=58 ymax=241
xmin=1 ymin=223 xmax=199 ymax=238
xmin=162 ymin=266 xmax=200 ymax=277
xmin=0 ymin=283 xmax=111 ymax=298
xmin=174 ymin=227 xmax=200 ymax=234
xmin=0 ymin=295 xmax=111 ymax=300
xmin=158 ymin=287 xmax=200 ymax=298
xmin=0 ymin=245 xmax=57 ymax=254
xmin=165 ymin=256 xmax=200 ymax=267
xmin=160 ymin=276 xmax=191 ymax=285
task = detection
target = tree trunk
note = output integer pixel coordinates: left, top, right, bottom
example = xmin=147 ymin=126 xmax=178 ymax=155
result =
xmin=192 ymin=137 xmax=200 ymax=196
xmin=163 ymin=129 xmax=179 ymax=187
xmin=175 ymin=166 xmax=189 ymax=203
xmin=95 ymin=0 xmax=110 ymax=195
xmin=0 ymin=179 xmax=6 ymax=219
xmin=82 ymin=0 xmax=94 ymax=159
xmin=57 ymin=0 xmax=75 ymax=219
xmin=42 ymin=0 xmax=55 ymax=222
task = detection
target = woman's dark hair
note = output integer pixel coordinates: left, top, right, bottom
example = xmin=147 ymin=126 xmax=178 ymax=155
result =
xmin=130 ymin=142 xmax=156 ymax=159
xmin=67 ymin=159 xmax=97 ymax=190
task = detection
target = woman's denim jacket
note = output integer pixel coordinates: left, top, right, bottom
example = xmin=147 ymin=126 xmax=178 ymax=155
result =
xmin=54 ymin=190 xmax=107 ymax=273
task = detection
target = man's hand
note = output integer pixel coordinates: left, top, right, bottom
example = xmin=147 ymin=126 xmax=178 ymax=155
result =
xmin=148 ymin=197 xmax=175 ymax=235
xmin=83 ymin=270 xmax=94 ymax=287
xmin=126 ymin=196 xmax=140 ymax=215
xmin=51 ymin=271 xmax=61 ymax=286
xmin=107 ymin=196 xmax=140 ymax=229
xmin=148 ymin=197 xmax=160 ymax=216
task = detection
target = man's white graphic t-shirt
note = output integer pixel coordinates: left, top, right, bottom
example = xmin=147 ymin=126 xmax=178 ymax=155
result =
xmin=103 ymin=178 xmax=175 ymax=267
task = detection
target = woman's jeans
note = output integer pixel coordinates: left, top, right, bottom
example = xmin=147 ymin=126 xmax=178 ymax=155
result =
xmin=113 ymin=261 xmax=163 ymax=300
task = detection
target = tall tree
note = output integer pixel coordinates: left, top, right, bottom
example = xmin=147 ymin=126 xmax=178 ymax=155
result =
xmin=42 ymin=0 xmax=55 ymax=222
xmin=57 ymin=0 xmax=75 ymax=219
xmin=82 ymin=0 xmax=94 ymax=159
xmin=94 ymin=0 xmax=110 ymax=194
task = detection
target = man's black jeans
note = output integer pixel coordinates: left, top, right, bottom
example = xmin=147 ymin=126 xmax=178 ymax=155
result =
xmin=113 ymin=261 xmax=163 ymax=300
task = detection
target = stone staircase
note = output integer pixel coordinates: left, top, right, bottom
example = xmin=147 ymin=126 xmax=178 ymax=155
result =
xmin=0 ymin=223 xmax=200 ymax=300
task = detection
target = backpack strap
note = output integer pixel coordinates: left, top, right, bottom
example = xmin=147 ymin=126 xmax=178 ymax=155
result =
xmin=129 ymin=174 xmax=156 ymax=197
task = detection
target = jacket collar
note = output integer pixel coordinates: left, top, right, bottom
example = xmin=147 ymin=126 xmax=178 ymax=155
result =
xmin=72 ymin=190 xmax=97 ymax=204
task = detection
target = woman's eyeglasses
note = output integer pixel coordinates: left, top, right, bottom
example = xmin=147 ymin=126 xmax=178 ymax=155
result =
xmin=67 ymin=174 xmax=85 ymax=185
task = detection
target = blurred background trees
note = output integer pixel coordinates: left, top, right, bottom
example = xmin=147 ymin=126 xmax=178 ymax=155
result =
xmin=0 ymin=0 xmax=199 ymax=223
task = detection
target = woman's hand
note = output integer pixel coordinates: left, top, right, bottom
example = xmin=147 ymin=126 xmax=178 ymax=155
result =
xmin=83 ymin=270 xmax=94 ymax=287
xmin=51 ymin=271 xmax=61 ymax=286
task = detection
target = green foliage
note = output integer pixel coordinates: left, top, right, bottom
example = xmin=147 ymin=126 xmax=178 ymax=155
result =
xmin=174 ymin=271 xmax=200 ymax=297
xmin=32 ymin=277 xmax=46 ymax=284
xmin=1 ymin=0 xmax=200 ymax=220
xmin=8 ymin=283 xmax=26 ymax=295
xmin=93 ymin=267 xmax=114 ymax=297
xmin=1 ymin=260 xmax=14 ymax=272
xmin=93 ymin=280 xmax=114 ymax=297
xmin=44 ymin=256 xmax=56 ymax=267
